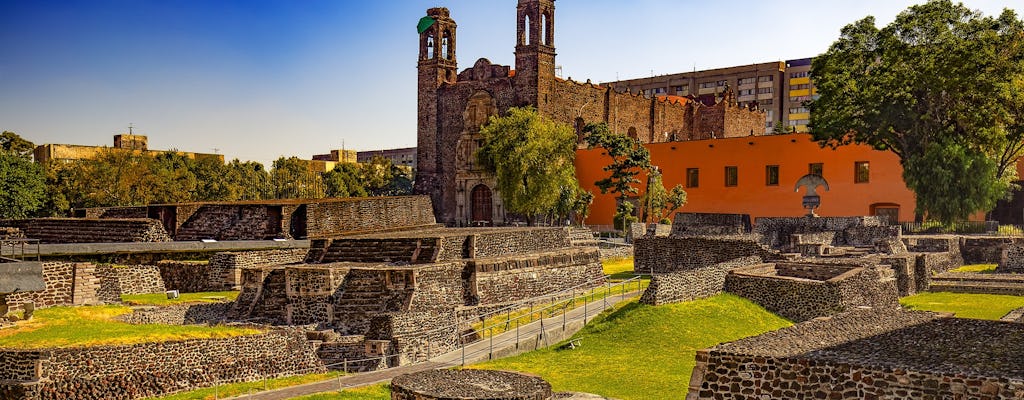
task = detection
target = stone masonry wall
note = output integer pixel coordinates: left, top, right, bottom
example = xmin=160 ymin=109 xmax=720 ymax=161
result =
xmin=671 ymin=213 xmax=751 ymax=236
xmin=6 ymin=262 xmax=74 ymax=308
xmin=753 ymin=216 xmax=885 ymax=249
xmin=208 ymin=249 xmax=307 ymax=290
xmin=633 ymin=236 xmax=772 ymax=274
xmin=6 ymin=262 xmax=119 ymax=310
xmin=157 ymin=260 xmax=213 ymax=293
xmin=724 ymin=264 xmax=898 ymax=322
xmin=687 ymin=309 xmax=1024 ymax=399
xmin=115 ymin=265 xmax=166 ymax=295
xmin=173 ymin=205 xmax=283 ymax=241
xmin=367 ymin=311 xmax=459 ymax=365
xmin=0 ymin=329 xmax=325 ymax=400
xmin=639 ymin=256 xmax=761 ymax=306
xmin=471 ymin=228 xmax=572 ymax=259
xmin=962 ymin=236 xmax=1023 ymax=265
xmin=472 ymin=250 xmax=605 ymax=305
xmin=305 ymin=196 xmax=436 ymax=238
xmin=999 ymin=242 xmax=1024 ymax=273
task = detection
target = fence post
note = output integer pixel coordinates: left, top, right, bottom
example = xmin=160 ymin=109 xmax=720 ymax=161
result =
xmin=584 ymin=298 xmax=588 ymax=324
xmin=462 ymin=334 xmax=466 ymax=366
xmin=489 ymin=327 xmax=494 ymax=360
xmin=343 ymin=358 xmax=348 ymax=374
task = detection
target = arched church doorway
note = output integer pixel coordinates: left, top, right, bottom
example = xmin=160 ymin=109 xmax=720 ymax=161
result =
xmin=471 ymin=184 xmax=493 ymax=225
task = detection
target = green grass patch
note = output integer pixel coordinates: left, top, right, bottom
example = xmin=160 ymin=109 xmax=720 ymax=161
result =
xmin=289 ymin=383 xmax=390 ymax=400
xmin=0 ymin=305 xmax=261 ymax=349
xmin=148 ymin=371 xmax=343 ymax=400
xmin=602 ymin=256 xmax=636 ymax=280
xmin=950 ymin=264 xmax=997 ymax=273
xmin=900 ymin=292 xmax=1024 ymax=320
xmin=470 ymin=294 xmax=792 ymax=400
xmin=121 ymin=291 xmax=239 ymax=306
xmin=470 ymin=280 xmax=649 ymax=337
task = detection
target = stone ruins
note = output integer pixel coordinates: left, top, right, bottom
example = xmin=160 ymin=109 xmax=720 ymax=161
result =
xmin=634 ymin=211 xmax=1024 ymax=398
xmin=0 ymin=195 xmax=607 ymax=399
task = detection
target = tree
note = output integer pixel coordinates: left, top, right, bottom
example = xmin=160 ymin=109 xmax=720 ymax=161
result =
xmin=270 ymin=157 xmax=324 ymax=199
xmin=227 ymin=159 xmax=271 ymax=200
xmin=71 ymin=148 xmax=159 ymax=207
xmin=477 ymin=106 xmax=579 ymax=225
xmin=323 ymin=163 xmax=368 ymax=198
xmin=0 ymin=131 xmax=35 ymax=159
xmin=641 ymin=168 xmax=687 ymax=223
xmin=583 ymin=122 xmax=652 ymax=231
xmin=810 ymin=0 xmax=1024 ymax=222
xmin=772 ymin=121 xmax=788 ymax=135
xmin=0 ymin=152 xmax=46 ymax=218
xmin=151 ymin=152 xmax=198 ymax=204
xmin=361 ymin=156 xmax=395 ymax=196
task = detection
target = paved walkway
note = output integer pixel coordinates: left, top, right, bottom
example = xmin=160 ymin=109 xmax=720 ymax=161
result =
xmin=226 ymin=288 xmax=642 ymax=400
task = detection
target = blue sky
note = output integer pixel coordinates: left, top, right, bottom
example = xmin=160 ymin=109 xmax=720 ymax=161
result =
xmin=0 ymin=0 xmax=1017 ymax=166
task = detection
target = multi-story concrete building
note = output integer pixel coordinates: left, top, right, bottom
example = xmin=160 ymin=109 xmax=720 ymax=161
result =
xmin=603 ymin=58 xmax=817 ymax=133
xmin=357 ymin=147 xmax=417 ymax=170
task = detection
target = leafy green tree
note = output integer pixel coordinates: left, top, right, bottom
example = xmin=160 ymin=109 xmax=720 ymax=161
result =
xmin=74 ymin=149 xmax=159 ymax=207
xmin=151 ymin=152 xmax=198 ymax=204
xmin=904 ymin=142 xmax=1011 ymax=223
xmin=771 ymin=121 xmax=788 ymax=135
xmin=323 ymin=163 xmax=368 ymax=198
xmin=191 ymin=156 xmax=238 ymax=201
xmin=640 ymin=168 xmax=688 ymax=223
xmin=227 ymin=159 xmax=270 ymax=200
xmin=640 ymin=169 xmax=667 ymax=223
xmin=583 ymin=122 xmax=652 ymax=231
xmin=361 ymin=156 xmax=395 ymax=196
xmin=0 ymin=131 xmax=35 ymax=159
xmin=0 ymin=152 xmax=46 ymax=218
xmin=270 ymin=157 xmax=324 ymax=199
xmin=477 ymin=106 xmax=579 ymax=225
xmin=810 ymin=0 xmax=1024 ymax=221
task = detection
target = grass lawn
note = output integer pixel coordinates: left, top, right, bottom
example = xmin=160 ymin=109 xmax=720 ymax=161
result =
xmin=148 ymin=371 xmax=342 ymax=400
xmin=470 ymin=294 xmax=791 ymax=400
xmin=289 ymin=384 xmax=390 ymax=400
xmin=0 ymin=305 xmax=261 ymax=349
xmin=950 ymin=264 xmax=998 ymax=273
xmin=121 ymin=291 xmax=240 ymax=306
xmin=900 ymin=292 xmax=1024 ymax=320
xmin=602 ymin=256 xmax=636 ymax=280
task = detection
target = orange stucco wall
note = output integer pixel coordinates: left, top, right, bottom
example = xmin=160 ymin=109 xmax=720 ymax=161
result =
xmin=575 ymin=133 xmax=919 ymax=225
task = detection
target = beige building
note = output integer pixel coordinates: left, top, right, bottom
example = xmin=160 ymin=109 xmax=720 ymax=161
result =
xmin=34 ymin=133 xmax=224 ymax=164
xmin=602 ymin=57 xmax=816 ymax=133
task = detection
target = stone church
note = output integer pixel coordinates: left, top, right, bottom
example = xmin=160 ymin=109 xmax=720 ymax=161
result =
xmin=414 ymin=0 xmax=766 ymax=226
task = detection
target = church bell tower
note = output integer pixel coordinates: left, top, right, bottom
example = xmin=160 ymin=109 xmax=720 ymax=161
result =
xmin=414 ymin=7 xmax=458 ymax=202
xmin=514 ymin=0 xmax=556 ymax=112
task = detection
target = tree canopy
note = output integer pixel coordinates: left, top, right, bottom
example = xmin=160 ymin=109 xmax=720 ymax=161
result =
xmin=1 ymin=131 xmax=36 ymax=159
xmin=477 ymin=106 xmax=581 ymax=225
xmin=583 ymin=122 xmax=652 ymax=229
xmin=0 ymin=152 xmax=46 ymax=218
xmin=809 ymin=0 xmax=1024 ymax=223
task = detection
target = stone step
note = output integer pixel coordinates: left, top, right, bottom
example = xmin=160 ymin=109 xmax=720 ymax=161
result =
xmin=928 ymin=281 xmax=1024 ymax=296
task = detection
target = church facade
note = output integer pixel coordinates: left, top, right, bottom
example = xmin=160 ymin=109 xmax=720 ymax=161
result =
xmin=414 ymin=1 xmax=767 ymax=226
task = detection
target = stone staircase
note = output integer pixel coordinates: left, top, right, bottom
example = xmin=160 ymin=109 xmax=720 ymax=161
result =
xmin=174 ymin=207 xmax=238 ymax=241
xmin=0 ymin=218 xmax=171 ymax=243
xmin=929 ymin=272 xmax=1024 ymax=296
xmin=333 ymin=270 xmax=412 ymax=335
xmin=245 ymin=269 xmax=289 ymax=323
xmin=318 ymin=238 xmax=439 ymax=264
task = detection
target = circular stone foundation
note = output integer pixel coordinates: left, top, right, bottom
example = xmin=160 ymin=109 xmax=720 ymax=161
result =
xmin=391 ymin=369 xmax=553 ymax=400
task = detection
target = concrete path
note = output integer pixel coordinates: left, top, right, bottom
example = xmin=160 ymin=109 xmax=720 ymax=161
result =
xmin=225 ymin=287 xmax=642 ymax=400
xmin=14 ymin=239 xmax=309 ymax=257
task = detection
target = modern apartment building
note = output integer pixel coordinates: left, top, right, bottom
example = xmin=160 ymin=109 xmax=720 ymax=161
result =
xmin=602 ymin=58 xmax=817 ymax=133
